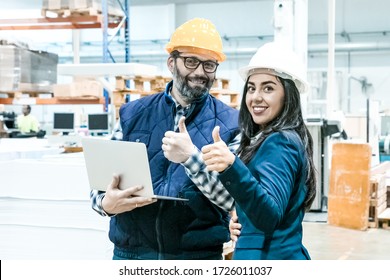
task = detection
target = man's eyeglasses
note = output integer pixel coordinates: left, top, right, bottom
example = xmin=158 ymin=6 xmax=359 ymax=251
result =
xmin=177 ymin=56 xmax=219 ymax=73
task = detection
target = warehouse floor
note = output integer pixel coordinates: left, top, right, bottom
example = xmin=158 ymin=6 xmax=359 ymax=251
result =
xmin=303 ymin=212 xmax=390 ymax=260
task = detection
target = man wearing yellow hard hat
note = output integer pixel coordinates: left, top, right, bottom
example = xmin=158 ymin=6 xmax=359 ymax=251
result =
xmin=90 ymin=18 xmax=240 ymax=260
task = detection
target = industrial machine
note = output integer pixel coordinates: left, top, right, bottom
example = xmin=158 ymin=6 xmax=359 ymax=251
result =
xmin=306 ymin=118 xmax=344 ymax=211
xmin=0 ymin=111 xmax=16 ymax=129
xmin=379 ymin=136 xmax=390 ymax=162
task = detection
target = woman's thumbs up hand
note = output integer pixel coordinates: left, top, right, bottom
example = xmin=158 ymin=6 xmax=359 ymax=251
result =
xmin=201 ymin=126 xmax=235 ymax=172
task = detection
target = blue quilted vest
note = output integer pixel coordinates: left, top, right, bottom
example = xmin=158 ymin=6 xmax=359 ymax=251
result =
xmin=109 ymin=82 xmax=239 ymax=259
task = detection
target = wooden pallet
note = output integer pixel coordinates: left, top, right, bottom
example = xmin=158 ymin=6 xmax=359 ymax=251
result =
xmin=1 ymin=91 xmax=53 ymax=99
xmin=210 ymin=89 xmax=240 ymax=108
xmin=378 ymin=208 xmax=390 ymax=229
xmin=370 ymin=175 xmax=387 ymax=199
xmin=368 ymin=173 xmax=388 ymax=228
xmin=115 ymin=75 xmax=171 ymax=92
xmin=63 ymin=146 xmax=83 ymax=153
xmin=41 ymin=7 xmax=123 ymax=20
xmin=113 ymin=90 xmax=155 ymax=106
xmin=212 ymin=78 xmax=230 ymax=90
xmin=388 ymin=186 xmax=390 ymax=208
xmin=368 ymin=198 xmax=387 ymax=228
xmin=371 ymin=161 xmax=390 ymax=176
xmin=1 ymin=82 xmax=54 ymax=96
xmin=0 ymin=120 xmax=8 ymax=138
xmin=0 ymin=131 xmax=9 ymax=139
xmin=114 ymin=76 xmax=239 ymax=108
xmin=113 ymin=90 xmax=157 ymax=120
xmin=56 ymin=95 xmax=100 ymax=101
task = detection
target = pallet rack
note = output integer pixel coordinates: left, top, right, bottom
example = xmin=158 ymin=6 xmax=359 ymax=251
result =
xmin=0 ymin=1 xmax=134 ymax=136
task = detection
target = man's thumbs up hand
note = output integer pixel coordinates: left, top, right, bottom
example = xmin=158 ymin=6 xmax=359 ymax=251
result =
xmin=162 ymin=117 xmax=195 ymax=163
xmin=178 ymin=116 xmax=188 ymax=134
xmin=212 ymin=126 xmax=222 ymax=143
xmin=201 ymin=126 xmax=235 ymax=173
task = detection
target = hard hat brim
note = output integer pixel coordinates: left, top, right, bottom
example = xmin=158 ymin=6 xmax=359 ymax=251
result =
xmin=238 ymin=66 xmax=309 ymax=93
xmin=166 ymin=45 xmax=226 ymax=62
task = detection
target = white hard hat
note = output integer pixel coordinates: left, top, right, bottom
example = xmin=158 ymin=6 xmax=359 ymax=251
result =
xmin=238 ymin=42 xmax=309 ymax=93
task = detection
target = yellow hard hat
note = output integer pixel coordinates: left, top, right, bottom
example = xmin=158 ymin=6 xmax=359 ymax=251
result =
xmin=165 ymin=18 xmax=226 ymax=62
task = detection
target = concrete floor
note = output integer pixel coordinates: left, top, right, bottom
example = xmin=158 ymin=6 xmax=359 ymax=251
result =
xmin=303 ymin=213 xmax=390 ymax=260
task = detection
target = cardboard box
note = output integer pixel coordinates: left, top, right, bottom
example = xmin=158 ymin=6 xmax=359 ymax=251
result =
xmin=0 ymin=46 xmax=58 ymax=92
xmin=53 ymin=80 xmax=102 ymax=97
xmin=0 ymin=46 xmax=21 ymax=92
xmin=42 ymin=0 xmax=70 ymax=10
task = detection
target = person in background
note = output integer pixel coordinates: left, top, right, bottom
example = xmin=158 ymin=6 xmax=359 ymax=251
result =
xmin=0 ymin=104 xmax=6 ymax=133
xmin=200 ymin=42 xmax=317 ymax=259
xmin=90 ymin=18 xmax=240 ymax=260
xmin=16 ymin=105 xmax=40 ymax=133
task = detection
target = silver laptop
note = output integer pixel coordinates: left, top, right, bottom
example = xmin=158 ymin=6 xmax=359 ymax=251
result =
xmin=82 ymin=137 xmax=188 ymax=201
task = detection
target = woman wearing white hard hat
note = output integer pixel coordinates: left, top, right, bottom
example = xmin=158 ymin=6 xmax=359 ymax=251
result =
xmin=201 ymin=41 xmax=316 ymax=259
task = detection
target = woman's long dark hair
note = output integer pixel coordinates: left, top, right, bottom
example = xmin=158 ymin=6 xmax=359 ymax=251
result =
xmin=237 ymin=76 xmax=316 ymax=211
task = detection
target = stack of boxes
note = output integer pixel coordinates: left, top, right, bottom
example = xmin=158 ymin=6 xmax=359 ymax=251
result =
xmin=53 ymin=77 xmax=103 ymax=98
xmin=0 ymin=44 xmax=58 ymax=94
xmin=20 ymin=49 xmax=58 ymax=92
xmin=42 ymin=0 xmax=124 ymax=18
xmin=42 ymin=0 xmax=70 ymax=10
xmin=0 ymin=46 xmax=21 ymax=93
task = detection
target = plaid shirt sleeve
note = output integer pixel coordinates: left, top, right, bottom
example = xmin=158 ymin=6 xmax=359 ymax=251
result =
xmin=90 ymin=190 xmax=113 ymax=217
xmin=182 ymin=133 xmax=241 ymax=212
xmin=89 ymin=120 xmax=123 ymax=217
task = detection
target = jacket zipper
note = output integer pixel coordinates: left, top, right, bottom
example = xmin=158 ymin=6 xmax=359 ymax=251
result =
xmin=156 ymin=110 xmax=176 ymax=259
xmin=156 ymin=199 xmax=165 ymax=260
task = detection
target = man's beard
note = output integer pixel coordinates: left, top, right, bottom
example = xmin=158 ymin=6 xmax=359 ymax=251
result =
xmin=173 ymin=65 xmax=214 ymax=103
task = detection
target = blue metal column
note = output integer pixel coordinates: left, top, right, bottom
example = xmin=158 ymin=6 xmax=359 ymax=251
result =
xmin=123 ymin=0 xmax=131 ymax=102
xmin=124 ymin=0 xmax=130 ymax=63
xmin=101 ymin=1 xmax=130 ymax=110
xmin=102 ymin=0 xmax=109 ymax=111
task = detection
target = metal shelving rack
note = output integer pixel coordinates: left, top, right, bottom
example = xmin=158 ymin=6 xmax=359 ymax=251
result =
xmin=101 ymin=0 xmax=130 ymax=110
xmin=0 ymin=1 xmax=130 ymax=111
xmin=102 ymin=0 xmax=130 ymax=63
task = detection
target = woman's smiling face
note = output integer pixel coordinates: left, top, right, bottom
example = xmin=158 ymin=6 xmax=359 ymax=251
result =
xmin=245 ymin=73 xmax=285 ymax=128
